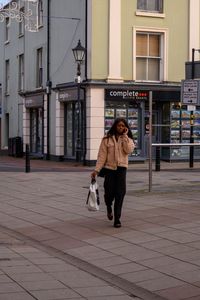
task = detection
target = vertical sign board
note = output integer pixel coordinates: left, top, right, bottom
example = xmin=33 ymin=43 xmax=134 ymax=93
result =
xmin=181 ymin=80 xmax=200 ymax=105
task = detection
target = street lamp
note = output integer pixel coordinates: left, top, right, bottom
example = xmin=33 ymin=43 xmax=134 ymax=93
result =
xmin=72 ymin=40 xmax=86 ymax=162
xmin=190 ymin=48 xmax=200 ymax=168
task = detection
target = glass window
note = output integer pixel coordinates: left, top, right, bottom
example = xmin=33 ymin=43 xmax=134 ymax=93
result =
xmin=136 ymin=32 xmax=161 ymax=81
xmin=36 ymin=48 xmax=43 ymax=87
xmin=5 ymin=60 xmax=10 ymax=94
xmin=19 ymin=7 xmax=25 ymax=36
xmin=37 ymin=0 xmax=43 ymax=27
xmin=18 ymin=54 xmax=24 ymax=91
xmin=137 ymin=0 xmax=163 ymax=13
xmin=5 ymin=17 xmax=10 ymax=42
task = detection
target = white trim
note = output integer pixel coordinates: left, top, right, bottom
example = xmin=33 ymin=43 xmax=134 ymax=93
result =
xmin=189 ymin=0 xmax=200 ymax=60
xmin=107 ymin=0 xmax=123 ymax=83
xmin=135 ymin=11 xmax=165 ymax=18
xmin=133 ymin=26 xmax=168 ymax=82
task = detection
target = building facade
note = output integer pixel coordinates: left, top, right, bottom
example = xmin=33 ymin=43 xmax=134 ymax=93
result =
xmin=1 ymin=0 xmax=200 ymax=163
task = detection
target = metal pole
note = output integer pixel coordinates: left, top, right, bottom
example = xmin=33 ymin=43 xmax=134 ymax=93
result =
xmin=76 ymin=63 xmax=81 ymax=162
xmin=155 ymin=146 xmax=161 ymax=171
xmin=190 ymin=48 xmax=195 ymax=168
xmin=149 ymin=91 xmax=153 ymax=192
xmin=25 ymin=144 xmax=30 ymax=173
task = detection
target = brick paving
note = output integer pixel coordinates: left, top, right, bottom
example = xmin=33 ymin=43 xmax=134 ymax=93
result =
xmin=0 ymin=156 xmax=200 ymax=299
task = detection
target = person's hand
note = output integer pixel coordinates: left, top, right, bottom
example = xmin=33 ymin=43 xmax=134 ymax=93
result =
xmin=91 ymin=170 xmax=98 ymax=179
xmin=123 ymin=127 xmax=128 ymax=135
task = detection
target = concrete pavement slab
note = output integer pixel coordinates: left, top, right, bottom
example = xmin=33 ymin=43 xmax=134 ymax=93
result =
xmin=0 ymin=158 xmax=200 ymax=299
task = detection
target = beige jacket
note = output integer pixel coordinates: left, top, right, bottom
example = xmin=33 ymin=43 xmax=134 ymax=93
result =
xmin=95 ymin=135 xmax=135 ymax=173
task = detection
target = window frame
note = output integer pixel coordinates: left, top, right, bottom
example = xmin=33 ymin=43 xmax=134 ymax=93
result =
xmin=18 ymin=54 xmax=24 ymax=91
xmin=133 ymin=27 xmax=168 ymax=82
xmin=36 ymin=48 xmax=43 ymax=88
xmin=37 ymin=0 xmax=43 ymax=28
xmin=5 ymin=17 xmax=10 ymax=43
xmin=5 ymin=59 xmax=10 ymax=95
xmin=137 ymin=0 xmax=163 ymax=13
xmin=19 ymin=7 xmax=25 ymax=37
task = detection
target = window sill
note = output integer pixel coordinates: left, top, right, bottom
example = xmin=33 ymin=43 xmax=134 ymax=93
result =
xmin=4 ymin=40 xmax=10 ymax=45
xmin=135 ymin=80 xmax=162 ymax=84
xmin=38 ymin=24 xmax=44 ymax=30
xmin=18 ymin=33 xmax=24 ymax=38
xmin=136 ymin=11 xmax=165 ymax=18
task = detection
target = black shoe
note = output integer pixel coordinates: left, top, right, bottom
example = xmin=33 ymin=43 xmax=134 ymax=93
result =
xmin=114 ymin=220 xmax=121 ymax=228
xmin=107 ymin=206 xmax=113 ymax=221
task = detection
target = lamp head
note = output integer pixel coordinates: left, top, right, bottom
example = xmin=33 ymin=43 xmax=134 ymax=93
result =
xmin=72 ymin=40 xmax=86 ymax=64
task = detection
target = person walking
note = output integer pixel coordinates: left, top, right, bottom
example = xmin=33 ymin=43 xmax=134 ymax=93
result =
xmin=91 ymin=118 xmax=135 ymax=228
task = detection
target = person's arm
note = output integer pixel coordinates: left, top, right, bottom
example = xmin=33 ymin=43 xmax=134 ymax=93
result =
xmin=120 ymin=133 xmax=135 ymax=154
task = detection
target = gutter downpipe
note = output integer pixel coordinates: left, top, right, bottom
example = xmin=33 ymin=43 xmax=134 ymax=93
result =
xmin=83 ymin=0 xmax=88 ymax=164
xmin=46 ymin=0 xmax=51 ymax=160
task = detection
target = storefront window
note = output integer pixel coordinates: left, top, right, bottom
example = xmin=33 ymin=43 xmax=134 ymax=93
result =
xmin=30 ymin=108 xmax=43 ymax=154
xmin=105 ymin=101 xmax=142 ymax=157
xmin=161 ymin=102 xmax=200 ymax=160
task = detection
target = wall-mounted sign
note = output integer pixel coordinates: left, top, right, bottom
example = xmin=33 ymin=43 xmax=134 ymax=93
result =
xmin=25 ymin=94 xmax=43 ymax=108
xmin=105 ymin=89 xmax=149 ymax=101
xmin=181 ymin=80 xmax=200 ymax=105
xmin=59 ymin=88 xmax=84 ymax=102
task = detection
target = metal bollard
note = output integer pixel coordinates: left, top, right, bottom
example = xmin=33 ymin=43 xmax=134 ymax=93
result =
xmin=155 ymin=146 xmax=160 ymax=171
xmin=25 ymin=144 xmax=30 ymax=173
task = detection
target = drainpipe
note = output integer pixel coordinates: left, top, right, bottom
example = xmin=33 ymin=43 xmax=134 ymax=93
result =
xmin=85 ymin=0 xmax=88 ymax=81
xmin=46 ymin=0 xmax=52 ymax=160
xmin=83 ymin=0 xmax=88 ymax=164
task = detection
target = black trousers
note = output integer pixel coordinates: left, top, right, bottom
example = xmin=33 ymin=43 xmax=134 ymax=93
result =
xmin=104 ymin=167 xmax=127 ymax=221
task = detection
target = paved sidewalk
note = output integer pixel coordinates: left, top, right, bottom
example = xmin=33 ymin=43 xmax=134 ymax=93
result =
xmin=0 ymin=157 xmax=200 ymax=299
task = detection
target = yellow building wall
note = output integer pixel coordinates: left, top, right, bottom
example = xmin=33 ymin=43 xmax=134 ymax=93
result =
xmin=91 ymin=0 xmax=109 ymax=79
xmin=91 ymin=0 xmax=189 ymax=82
xmin=121 ymin=0 xmax=189 ymax=82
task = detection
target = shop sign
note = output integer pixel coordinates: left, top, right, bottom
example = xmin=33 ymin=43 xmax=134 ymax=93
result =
xmin=25 ymin=94 xmax=43 ymax=108
xmin=105 ymin=89 xmax=149 ymax=101
xmin=59 ymin=88 xmax=84 ymax=102
xmin=181 ymin=80 xmax=200 ymax=105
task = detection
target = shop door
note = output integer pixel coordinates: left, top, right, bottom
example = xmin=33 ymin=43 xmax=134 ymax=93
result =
xmin=30 ymin=108 xmax=43 ymax=155
xmin=64 ymin=103 xmax=77 ymax=158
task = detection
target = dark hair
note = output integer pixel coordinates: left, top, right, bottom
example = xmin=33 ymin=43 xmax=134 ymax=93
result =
xmin=106 ymin=118 xmax=133 ymax=139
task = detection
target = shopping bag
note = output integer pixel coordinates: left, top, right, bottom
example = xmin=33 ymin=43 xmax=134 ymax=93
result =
xmin=86 ymin=179 xmax=100 ymax=211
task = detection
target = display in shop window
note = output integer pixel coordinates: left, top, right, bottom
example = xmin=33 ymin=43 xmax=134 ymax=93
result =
xmin=171 ymin=119 xmax=180 ymax=128
xmin=128 ymin=108 xmax=138 ymax=118
xmin=194 ymin=111 xmax=200 ymax=118
xmin=105 ymin=108 xmax=115 ymax=118
xmin=181 ymin=120 xmax=190 ymax=128
xmin=116 ymin=109 xmax=126 ymax=118
xmin=169 ymin=105 xmax=200 ymax=159
xmin=171 ymin=110 xmax=180 ymax=119
xmin=128 ymin=119 xmax=138 ymax=129
xmin=181 ymin=110 xmax=190 ymax=119
xmin=105 ymin=118 xmax=114 ymax=127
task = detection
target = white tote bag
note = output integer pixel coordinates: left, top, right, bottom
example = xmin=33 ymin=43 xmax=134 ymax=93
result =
xmin=86 ymin=179 xmax=100 ymax=211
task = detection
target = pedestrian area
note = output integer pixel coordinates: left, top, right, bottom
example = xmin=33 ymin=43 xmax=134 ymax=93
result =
xmin=0 ymin=159 xmax=200 ymax=299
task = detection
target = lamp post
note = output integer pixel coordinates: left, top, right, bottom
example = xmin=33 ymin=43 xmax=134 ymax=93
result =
xmin=190 ymin=48 xmax=200 ymax=168
xmin=72 ymin=40 xmax=86 ymax=162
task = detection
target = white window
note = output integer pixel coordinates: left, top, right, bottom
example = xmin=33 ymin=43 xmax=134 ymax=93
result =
xmin=5 ymin=17 xmax=10 ymax=42
xmin=136 ymin=32 xmax=163 ymax=82
xmin=37 ymin=0 xmax=43 ymax=27
xmin=36 ymin=48 xmax=43 ymax=87
xmin=18 ymin=54 xmax=24 ymax=91
xmin=19 ymin=7 xmax=25 ymax=36
xmin=137 ymin=0 xmax=163 ymax=13
xmin=5 ymin=60 xmax=10 ymax=94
